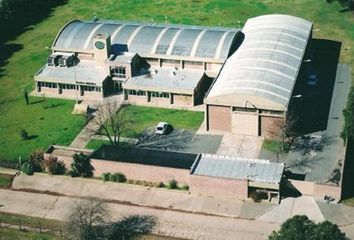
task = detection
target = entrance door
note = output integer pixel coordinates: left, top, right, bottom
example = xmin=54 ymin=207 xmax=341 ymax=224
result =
xmin=231 ymin=110 xmax=259 ymax=136
xmin=113 ymin=81 xmax=123 ymax=93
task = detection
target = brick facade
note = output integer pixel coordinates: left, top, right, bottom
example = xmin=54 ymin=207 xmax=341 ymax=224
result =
xmin=207 ymin=105 xmax=231 ymax=131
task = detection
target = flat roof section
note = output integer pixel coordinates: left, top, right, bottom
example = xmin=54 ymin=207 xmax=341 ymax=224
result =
xmin=191 ymin=153 xmax=284 ymax=184
xmin=124 ymin=67 xmax=205 ymax=95
xmin=92 ymin=145 xmax=197 ymax=170
xmin=35 ymin=60 xmax=107 ymax=86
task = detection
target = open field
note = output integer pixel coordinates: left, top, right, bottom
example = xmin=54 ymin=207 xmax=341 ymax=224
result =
xmin=0 ymin=0 xmax=353 ymax=163
xmin=0 ymin=228 xmax=58 ymax=240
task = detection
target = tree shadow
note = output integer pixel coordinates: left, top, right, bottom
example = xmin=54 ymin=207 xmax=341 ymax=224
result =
xmin=290 ymin=39 xmax=341 ymax=135
xmin=29 ymin=99 xmax=45 ymax=105
xmin=107 ymin=215 xmax=157 ymax=240
xmin=291 ymin=134 xmax=335 ymax=155
xmin=43 ymin=103 xmax=65 ymax=109
xmin=25 ymin=135 xmax=39 ymax=140
xmin=0 ymin=0 xmax=68 ymax=77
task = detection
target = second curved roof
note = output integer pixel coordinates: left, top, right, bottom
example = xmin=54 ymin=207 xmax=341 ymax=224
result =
xmin=206 ymin=14 xmax=313 ymax=110
xmin=52 ymin=20 xmax=238 ymax=61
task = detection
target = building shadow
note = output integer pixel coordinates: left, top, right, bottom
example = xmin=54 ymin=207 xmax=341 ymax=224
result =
xmin=341 ymin=137 xmax=354 ymax=199
xmin=290 ymin=39 xmax=342 ymax=135
xmin=0 ymin=0 xmax=68 ymax=77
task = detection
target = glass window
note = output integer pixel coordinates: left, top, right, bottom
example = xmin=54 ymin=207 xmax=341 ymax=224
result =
xmin=112 ymin=67 xmax=126 ymax=78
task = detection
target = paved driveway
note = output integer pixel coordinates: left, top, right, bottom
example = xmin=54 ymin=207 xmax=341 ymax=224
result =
xmin=217 ymin=133 xmax=263 ymax=158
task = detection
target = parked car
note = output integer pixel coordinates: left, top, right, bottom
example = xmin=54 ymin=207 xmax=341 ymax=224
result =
xmin=155 ymin=122 xmax=168 ymax=135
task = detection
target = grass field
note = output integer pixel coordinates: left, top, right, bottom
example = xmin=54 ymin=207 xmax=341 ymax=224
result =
xmin=120 ymin=105 xmax=204 ymax=138
xmin=0 ymin=228 xmax=58 ymax=240
xmin=0 ymin=0 xmax=353 ymax=163
xmin=86 ymin=139 xmax=133 ymax=150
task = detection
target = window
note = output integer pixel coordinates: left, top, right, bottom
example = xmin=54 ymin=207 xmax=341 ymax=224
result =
xmin=40 ymin=82 xmax=57 ymax=88
xmin=112 ymin=67 xmax=126 ymax=78
xmin=61 ymin=84 xmax=76 ymax=90
xmin=150 ymin=91 xmax=169 ymax=98
xmin=81 ymin=86 xmax=100 ymax=92
xmin=128 ymin=90 xmax=146 ymax=96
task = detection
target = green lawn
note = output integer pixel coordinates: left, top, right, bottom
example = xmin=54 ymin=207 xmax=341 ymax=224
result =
xmin=262 ymin=139 xmax=291 ymax=154
xmin=0 ymin=0 xmax=353 ymax=163
xmin=0 ymin=228 xmax=58 ymax=240
xmin=342 ymin=197 xmax=354 ymax=207
xmin=86 ymin=139 xmax=134 ymax=150
xmin=0 ymin=97 xmax=85 ymax=161
xmin=120 ymin=105 xmax=204 ymax=138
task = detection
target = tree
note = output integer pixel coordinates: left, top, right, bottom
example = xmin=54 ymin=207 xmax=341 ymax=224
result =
xmin=19 ymin=129 xmax=29 ymax=140
xmin=69 ymin=153 xmax=94 ymax=177
xmin=269 ymin=215 xmax=346 ymax=240
xmin=44 ymin=155 xmax=66 ymax=175
xmin=91 ymin=100 xmax=131 ymax=146
xmin=66 ymin=197 xmax=110 ymax=240
xmin=29 ymin=150 xmax=44 ymax=172
xmin=315 ymin=221 xmax=346 ymax=240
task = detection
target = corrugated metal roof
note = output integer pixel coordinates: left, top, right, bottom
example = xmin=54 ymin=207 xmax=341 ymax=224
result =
xmin=53 ymin=20 xmax=239 ymax=61
xmin=206 ymin=14 xmax=313 ymax=109
xmin=191 ymin=153 xmax=284 ymax=184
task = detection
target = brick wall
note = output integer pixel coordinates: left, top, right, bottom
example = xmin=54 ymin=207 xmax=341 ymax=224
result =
xmin=207 ymin=105 xmax=231 ymax=131
xmin=189 ymin=174 xmax=248 ymax=199
xmin=260 ymin=116 xmax=283 ymax=138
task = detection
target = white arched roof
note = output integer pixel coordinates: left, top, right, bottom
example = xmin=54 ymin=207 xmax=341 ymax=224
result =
xmin=206 ymin=14 xmax=313 ymax=110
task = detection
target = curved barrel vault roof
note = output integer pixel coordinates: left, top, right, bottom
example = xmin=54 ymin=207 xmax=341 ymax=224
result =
xmin=52 ymin=20 xmax=239 ymax=62
xmin=205 ymin=14 xmax=313 ymax=110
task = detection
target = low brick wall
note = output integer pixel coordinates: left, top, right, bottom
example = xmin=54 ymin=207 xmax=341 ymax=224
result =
xmin=189 ymin=174 xmax=248 ymax=199
xmin=91 ymin=158 xmax=191 ymax=184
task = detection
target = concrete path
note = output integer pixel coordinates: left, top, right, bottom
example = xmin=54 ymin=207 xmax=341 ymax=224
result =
xmin=257 ymin=196 xmax=325 ymax=224
xmin=12 ymin=173 xmax=274 ymax=219
xmin=217 ymin=134 xmax=263 ymax=158
xmin=69 ymin=95 xmax=123 ymax=149
xmin=0 ymin=188 xmax=278 ymax=240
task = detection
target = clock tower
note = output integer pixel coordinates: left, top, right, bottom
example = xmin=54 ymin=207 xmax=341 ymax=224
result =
xmin=93 ymin=33 xmax=111 ymax=66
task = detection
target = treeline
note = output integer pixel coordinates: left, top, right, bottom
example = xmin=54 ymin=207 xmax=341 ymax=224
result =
xmin=342 ymin=87 xmax=354 ymax=140
xmin=0 ymin=0 xmax=67 ymax=42
xmin=326 ymin=0 xmax=354 ymax=11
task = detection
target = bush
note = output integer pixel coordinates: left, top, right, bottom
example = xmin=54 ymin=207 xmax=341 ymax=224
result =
xmin=29 ymin=150 xmax=44 ymax=172
xmin=69 ymin=153 xmax=94 ymax=178
xmin=20 ymin=162 xmax=34 ymax=175
xmin=44 ymin=156 xmax=66 ymax=175
xmin=102 ymin=173 xmax=111 ymax=182
xmin=19 ymin=129 xmax=28 ymax=140
xmin=109 ymin=172 xmax=126 ymax=183
xmin=250 ymin=190 xmax=268 ymax=203
xmin=167 ymin=179 xmax=178 ymax=189
xmin=181 ymin=184 xmax=189 ymax=191
xmin=127 ymin=179 xmax=134 ymax=184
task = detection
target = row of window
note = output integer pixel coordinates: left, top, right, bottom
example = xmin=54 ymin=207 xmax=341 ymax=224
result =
xmin=128 ymin=90 xmax=146 ymax=96
xmin=39 ymin=82 xmax=57 ymax=88
xmin=127 ymin=90 xmax=169 ymax=99
xmin=111 ymin=67 xmax=126 ymax=78
xmin=81 ymin=86 xmax=101 ymax=92
xmin=38 ymin=82 xmax=101 ymax=92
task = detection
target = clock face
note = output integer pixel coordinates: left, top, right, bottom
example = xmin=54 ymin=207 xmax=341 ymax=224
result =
xmin=95 ymin=41 xmax=105 ymax=50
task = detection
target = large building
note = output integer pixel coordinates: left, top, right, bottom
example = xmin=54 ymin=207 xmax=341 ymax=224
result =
xmin=205 ymin=15 xmax=313 ymax=136
xmin=34 ymin=14 xmax=313 ymax=136
xmin=34 ymin=20 xmax=239 ymax=107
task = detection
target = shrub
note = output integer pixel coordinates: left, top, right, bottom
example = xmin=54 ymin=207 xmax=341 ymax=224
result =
xmin=156 ymin=182 xmax=165 ymax=188
xmin=181 ymin=185 xmax=189 ymax=191
xmin=69 ymin=153 xmax=94 ymax=178
xmin=114 ymin=172 xmax=126 ymax=183
xmin=109 ymin=173 xmax=117 ymax=182
xmin=142 ymin=181 xmax=150 ymax=186
xmin=102 ymin=173 xmax=111 ymax=182
xmin=250 ymin=190 xmax=268 ymax=203
xmin=44 ymin=156 xmax=66 ymax=175
xmin=19 ymin=129 xmax=28 ymax=140
xmin=21 ymin=162 xmax=34 ymax=175
xmin=29 ymin=150 xmax=44 ymax=172
xmin=127 ymin=179 xmax=134 ymax=184
xmin=167 ymin=179 xmax=178 ymax=189
xmin=135 ymin=180 xmax=142 ymax=185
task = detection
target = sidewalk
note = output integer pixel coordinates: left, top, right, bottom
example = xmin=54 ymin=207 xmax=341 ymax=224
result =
xmin=12 ymin=173 xmax=274 ymax=219
xmin=0 ymin=188 xmax=278 ymax=240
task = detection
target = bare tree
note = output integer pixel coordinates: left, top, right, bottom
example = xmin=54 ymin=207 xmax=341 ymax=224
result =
xmin=268 ymin=112 xmax=298 ymax=153
xmin=66 ymin=197 xmax=110 ymax=240
xmin=91 ymin=100 xmax=130 ymax=146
